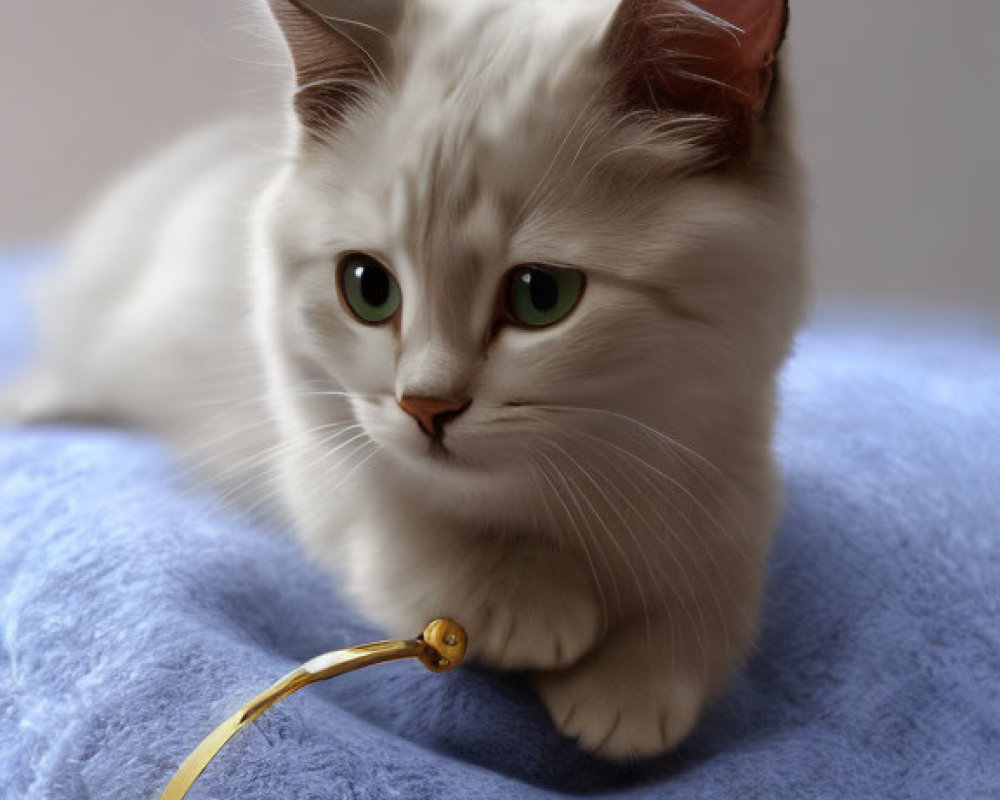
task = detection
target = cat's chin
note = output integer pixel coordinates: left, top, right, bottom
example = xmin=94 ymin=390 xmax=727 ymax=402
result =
xmin=389 ymin=437 xmax=486 ymax=472
xmin=379 ymin=431 xmax=519 ymax=481
xmin=383 ymin=444 xmax=535 ymax=521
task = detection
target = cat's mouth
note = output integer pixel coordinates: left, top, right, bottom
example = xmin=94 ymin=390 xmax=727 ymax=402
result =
xmin=427 ymin=437 xmax=451 ymax=458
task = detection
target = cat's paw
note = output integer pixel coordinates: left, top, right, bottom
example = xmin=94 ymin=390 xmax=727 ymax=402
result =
xmin=346 ymin=529 xmax=603 ymax=673
xmin=470 ymin=564 xmax=603 ymax=670
xmin=443 ymin=542 xmax=603 ymax=671
xmin=534 ymin=627 xmax=707 ymax=760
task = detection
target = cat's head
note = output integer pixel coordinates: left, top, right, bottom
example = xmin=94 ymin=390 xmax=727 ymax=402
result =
xmin=256 ymin=0 xmax=804 ymax=506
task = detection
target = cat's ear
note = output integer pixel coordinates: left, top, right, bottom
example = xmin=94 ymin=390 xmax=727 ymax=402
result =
xmin=267 ymin=0 xmax=405 ymax=130
xmin=603 ymin=0 xmax=789 ymax=156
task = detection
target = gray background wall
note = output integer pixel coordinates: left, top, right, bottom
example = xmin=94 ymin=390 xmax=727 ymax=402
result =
xmin=2 ymin=1 xmax=998 ymax=314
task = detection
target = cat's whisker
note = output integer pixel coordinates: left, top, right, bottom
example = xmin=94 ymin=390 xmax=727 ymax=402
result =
xmin=542 ymin=438 xmax=692 ymax=655
xmin=574 ymin=120 xmax=713 ymax=191
xmin=532 ymin=414 xmax=748 ymax=676
xmin=552 ymin=418 xmax=748 ymax=564
xmin=537 ymin=441 xmax=653 ymax=623
xmin=173 ymin=379 xmax=381 ymax=482
xmin=326 ymin=442 xmax=383 ymax=494
xmin=305 ymin=14 xmax=389 ymax=84
xmin=525 ymin=449 xmax=610 ymax=627
xmin=549 ymin=427 xmax=727 ymax=682
xmin=177 ymin=412 xmax=280 ymax=465
xmin=238 ymin=425 xmax=373 ymax=521
xmin=513 ymin=77 xmax=613 ymax=225
xmin=528 ymin=101 xmax=619 ymax=223
xmin=102 ymin=418 xmax=297 ymax=519
xmin=166 ymin=370 xmax=345 ymax=411
xmin=219 ymin=423 xmax=355 ymax=489
xmin=545 ymin=441 xmax=666 ymax=601
xmin=181 ymin=419 xmax=355 ymax=493
xmin=551 ymin=435 xmax=708 ymax=614
xmin=575 ymin=429 xmax=760 ymax=572
xmin=532 ymin=404 xmax=756 ymax=567
xmin=297 ymin=390 xmax=382 ymax=403
xmin=174 ymin=390 xmax=269 ymax=414
xmin=532 ymin=446 xmax=623 ymax=616
xmin=277 ymin=442 xmax=385 ymax=536
xmin=289 ymin=425 xmax=371 ymax=488
xmin=283 ymin=439 xmax=382 ymax=531
xmin=614 ymin=428 xmax=753 ymax=545
xmin=533 ymin=404 xmax=740 ymax=493
xmin=193 ymin=422 xmax=364 ymax=520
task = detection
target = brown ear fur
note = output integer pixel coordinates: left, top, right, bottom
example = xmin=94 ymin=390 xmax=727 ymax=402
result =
xmin=605 ymin=0 xmax=789 ymax=158
xmin=267 ymin=0 xmax=385 ymax=131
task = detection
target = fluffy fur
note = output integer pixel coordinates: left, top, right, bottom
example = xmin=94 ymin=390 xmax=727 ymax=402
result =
xmin=3 ymin=0 xmax=806 ymax=758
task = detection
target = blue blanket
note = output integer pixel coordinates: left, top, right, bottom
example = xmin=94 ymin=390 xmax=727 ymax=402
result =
xmin=2 ymin=252 xmax=998 ymax=799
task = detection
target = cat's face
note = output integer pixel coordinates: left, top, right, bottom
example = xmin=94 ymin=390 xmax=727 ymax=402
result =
xmin=258 ymin=0 xmax=803 ymax=497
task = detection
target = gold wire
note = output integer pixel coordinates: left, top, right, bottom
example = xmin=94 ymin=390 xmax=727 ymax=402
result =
xmin=158 ymin=619 xmax=467 ymax=800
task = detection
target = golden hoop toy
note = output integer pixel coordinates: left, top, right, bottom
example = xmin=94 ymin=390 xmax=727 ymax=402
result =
xmin=158 ymin=619 xmax=468 ymax=800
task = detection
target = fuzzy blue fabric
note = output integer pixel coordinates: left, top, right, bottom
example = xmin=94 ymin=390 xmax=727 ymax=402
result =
xmin=1 ymin=252 xmax=998 ymax=799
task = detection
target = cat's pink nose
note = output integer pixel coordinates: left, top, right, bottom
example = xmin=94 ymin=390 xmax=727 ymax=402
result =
xmin=398 ymin=396 xmax=470 ymax=439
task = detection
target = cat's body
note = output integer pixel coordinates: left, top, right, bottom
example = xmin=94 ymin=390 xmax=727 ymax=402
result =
xmin=3 ymin=0 xmax=806 ymax=758
xmin=9 ymin=122 xmax=281 ymax=493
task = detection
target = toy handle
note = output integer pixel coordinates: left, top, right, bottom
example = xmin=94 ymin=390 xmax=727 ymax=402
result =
xmin=159 ymin=619 xmax=467 ymax=800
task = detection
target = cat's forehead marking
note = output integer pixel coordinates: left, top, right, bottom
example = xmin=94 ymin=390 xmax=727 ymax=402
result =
xmin=379 ymin=2 xmax=602 ymax=277
xmin=387 ymin=139 xmax=504 ymax=334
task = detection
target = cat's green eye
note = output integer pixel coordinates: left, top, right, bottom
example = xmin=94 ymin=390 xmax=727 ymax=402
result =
xmin=506 ymin=265 xmax=585 ymax=328
xmin=339 ymin=253 xmax=402 ymax=325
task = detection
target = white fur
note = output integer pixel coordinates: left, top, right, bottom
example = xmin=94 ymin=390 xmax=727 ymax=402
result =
xmin=3 ymin=0 xmax=806 ymax=759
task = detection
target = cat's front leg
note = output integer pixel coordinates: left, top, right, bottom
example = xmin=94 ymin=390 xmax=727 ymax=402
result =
xmin=343 ymin=522 xmax=605 ymax=670
xmin=534 ymin=614 xmax=743 ymax=759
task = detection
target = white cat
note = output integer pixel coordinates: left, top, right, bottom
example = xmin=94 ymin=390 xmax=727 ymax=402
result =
xmin=3 ymin=0 xmax=805 ymax=758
